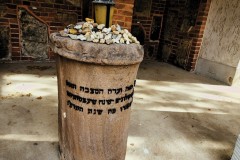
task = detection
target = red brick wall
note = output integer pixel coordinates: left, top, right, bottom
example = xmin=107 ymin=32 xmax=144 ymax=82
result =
xmin=0 ymin=0 xmax=82 ymax=61
xmin=159 ymin=0 xmax=211 ymax=71
xmin=132 ymin=0 xmax=167 ymax=59
xmin=186 ymin=0 xmax=211 ymax=71
xmin=112 ymin=0 xmax=135 ymax=31
xmin=130 ymin=0 xmax=211 ymax=71
xmin=88 ymin=0 xmax=134 ymax=31
xmin=0 ymin=0 xmax=135 ymax=62
xmin=0 ymin=0 xmax=210 ymax=71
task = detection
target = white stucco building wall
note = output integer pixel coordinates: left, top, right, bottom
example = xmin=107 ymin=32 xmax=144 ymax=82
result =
xmin=196 ymin=0 xmax=240 ymax=85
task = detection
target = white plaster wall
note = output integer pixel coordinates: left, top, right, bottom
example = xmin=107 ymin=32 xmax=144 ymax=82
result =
xmin=233 ymin=61 xmax=240 ymax=86
xmin=199 ymin=0 xmax=240 ymax=67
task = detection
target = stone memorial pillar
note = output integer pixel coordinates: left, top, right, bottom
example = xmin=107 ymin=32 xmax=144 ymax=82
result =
xmin=50 ymin=33 xmax=144 ymax=160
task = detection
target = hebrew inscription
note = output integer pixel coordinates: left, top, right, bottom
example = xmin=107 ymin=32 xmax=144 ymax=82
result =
xmin=65 ymin=80 xmax=136 ymax=115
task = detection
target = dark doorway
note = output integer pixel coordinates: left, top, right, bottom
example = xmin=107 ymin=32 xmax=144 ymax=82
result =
xmin=131 ymin=23 xmax=145 ymax=45
xmin=0 ymin=26 xmax=10 ymax=59
xmin=82 ymin=0 xmax=91 ymax=20
xmin=159 ymin=0 xmax=201 ymax=68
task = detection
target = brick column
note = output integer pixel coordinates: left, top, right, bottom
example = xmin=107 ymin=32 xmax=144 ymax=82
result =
xmin=186 ymin=0 xmax=211 ymax=71
xmin=112 ymin=0 xmax=135 ymax=31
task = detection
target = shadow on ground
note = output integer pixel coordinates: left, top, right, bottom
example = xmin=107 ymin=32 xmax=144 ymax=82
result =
xmin=0 ymin=63 xmax=59 ymax=160
xmin=138 ymin=60 xmax=224 ymax=85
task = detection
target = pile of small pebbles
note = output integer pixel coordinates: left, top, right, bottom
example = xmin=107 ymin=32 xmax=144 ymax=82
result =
xmin=59 ymin=18 xmax=140 ymax=45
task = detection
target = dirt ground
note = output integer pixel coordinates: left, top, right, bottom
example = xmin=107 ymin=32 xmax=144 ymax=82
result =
xmin=0 ymin=61 xmax=240 ymax=160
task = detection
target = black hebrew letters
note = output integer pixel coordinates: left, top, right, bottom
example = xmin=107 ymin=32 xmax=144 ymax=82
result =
xmin=115 ymin=91 xmax=134 ymax=104
xmin=98 ymin=99 xmax=114 ymax=105
xmin=67 ymin=91 xmax=97 ymax=105
xmin=108 ymin=88 xmax=122 ymax=94
xmin=125 ymin=85 xmax=134 ymax=92
xmin=65 ymin=80 xmax=137 ymax=115
xmin=80 ymin=86 xmax=104 ymax=94
xmin=88 ymin=109 xmax=103 ymax=115
xmin=108 ymin=108 xmax=116 ymax=114
xmin=66 ymin=80 xmax=77 ymax=89
xmin=106 ymin=99 xmax=114 ymax=105
xmin=120 ymin=101 xmax=133 ymax=112
xmin=67 ymin=100 xmax=83 ymax=112
xmin=99 ymin=100 xmax=106 ymax=105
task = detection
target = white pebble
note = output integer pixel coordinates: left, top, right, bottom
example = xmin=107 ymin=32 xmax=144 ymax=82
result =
xmin=74 ymin=25 xmax=82 ymax=30
xmin=97 ymin=24 xmax=105 ymax=30
xmin=93 ymin=39 xmax=99 ymax=43
xmin=105 ymin=34 xmax=112 ymax=40
xmin=68 ymin=34 xmax=78 ymax=40
xmin=64 ymin=22 xmax=141 ymax=45
xmin=120 ymin=38 xmax=125 ymax=44
xmin=100 ymin=39 xmax=105 ymax=44
xmin=77 ymin=35 xmax=86 ymax=41
xmin=106 ymin=39 xmax=113 ymax=45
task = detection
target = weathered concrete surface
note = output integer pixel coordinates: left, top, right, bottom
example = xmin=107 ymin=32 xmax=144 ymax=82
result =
xmin=0 ymin=61 xmax=240 ymax=160
xmin=0 ymin=63 xmax=58 ymax=160
xmin=196 ymin=0 xmax=240 ymax=85
xmin=234 ymin=71 xmax=240 ymax=86
xmin=50 ymin=33 xmax=144 ymax=65
xmin=57 ymin=56 xmax=140 ymax=160
xmin=52 ymin=33 xmax=144 ymax=159
xmin=199 ymin=0 xmax=240 ymax=67
xmin=233 ymin=62 xmax=240 ymax=86
xmin=195 ymin=58 xmax=237 ymax=85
